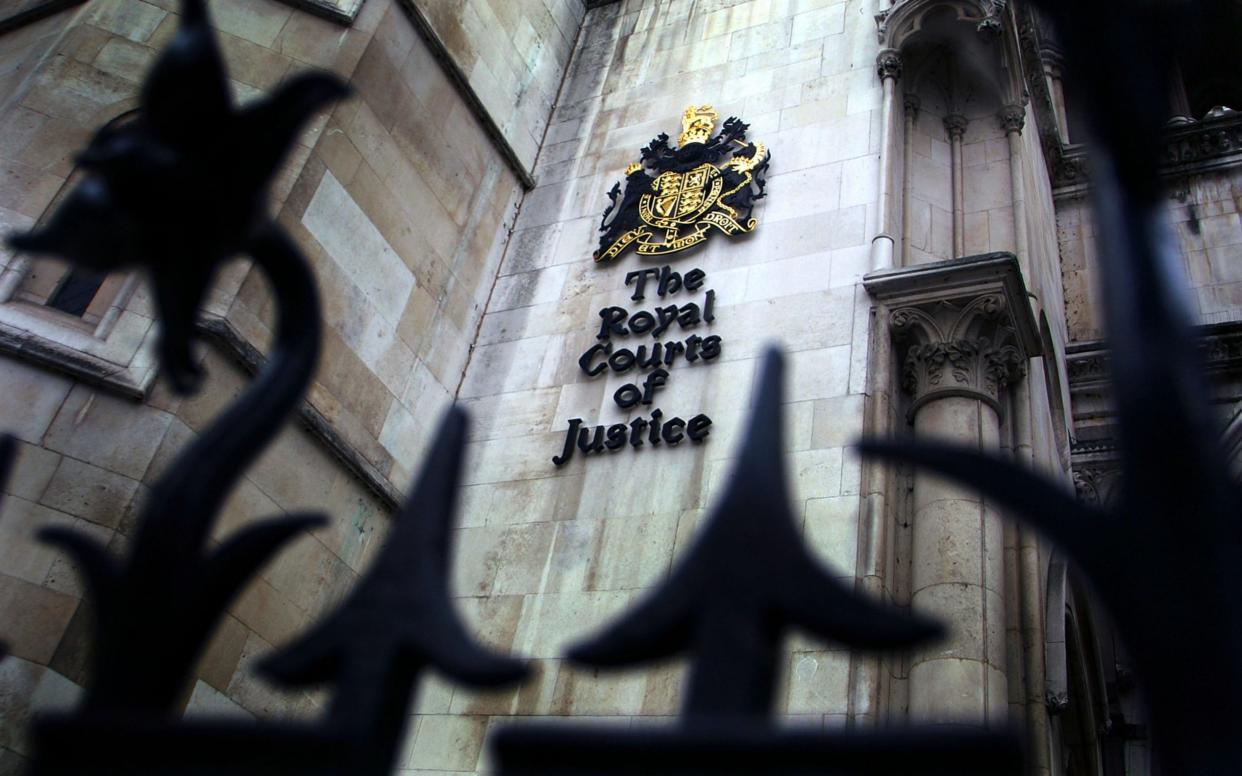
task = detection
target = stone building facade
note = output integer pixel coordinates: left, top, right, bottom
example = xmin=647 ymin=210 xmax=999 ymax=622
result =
xmin=0 ymin=0 xmax=1238 ymax=773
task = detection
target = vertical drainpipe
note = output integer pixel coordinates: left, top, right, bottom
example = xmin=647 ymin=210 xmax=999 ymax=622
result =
xmin=849 ymin=41 xmax=904 ymax=727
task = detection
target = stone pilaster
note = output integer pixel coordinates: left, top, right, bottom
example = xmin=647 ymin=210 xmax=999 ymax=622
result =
xmin=865 ymin=253 xmax=1039 ymax=728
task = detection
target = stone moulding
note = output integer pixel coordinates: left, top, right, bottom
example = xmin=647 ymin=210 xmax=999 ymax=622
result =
xmin=0 ymin=310 xmax=402 ymax=511
xmin=1053 ymin=114 xmax=1242 ymax=197
xmin=396 ymin=0 xmax=537 ymax=190
xmin=275 ymin=0 xmax=366 ymax=26
xmin=198 ymin=316 xmax=403 ymax=511
xmin=864 ymin=252 xmax=1041 ymax=419
xmin=1067 ymin=320 xmax=1242 ymax=391
xmin=1160 ymin=112 xmax=1242 ymax=175
xmin=1067 ymin=321 xmax=1242 ymax=507
xmin=0 ymin=316 xmax=152 ymax=398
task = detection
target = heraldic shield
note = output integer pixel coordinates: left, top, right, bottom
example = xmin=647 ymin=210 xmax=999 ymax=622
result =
xmin=594 ymin=105 xmax=771 ymax=262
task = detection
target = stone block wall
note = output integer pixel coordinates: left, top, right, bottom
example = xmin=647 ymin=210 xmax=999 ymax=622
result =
xmin=0 ymin=0 xmax=557 ymax=768
xmin=0 ymin=348 xmax=392 ymax=759
xmin=389 ymin=0 xmax=887 ymax=768
xmin=1058 ymin=167 xmax=1242 ymax=343
xmin=416 ymin=0 xmax=586 ymax=171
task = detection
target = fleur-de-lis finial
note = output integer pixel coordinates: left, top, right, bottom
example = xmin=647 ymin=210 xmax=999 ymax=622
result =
xmin=8 ymin=0 xmax=349 ymax=394
xmin=568 ymin=347 xmax=942 ymax=718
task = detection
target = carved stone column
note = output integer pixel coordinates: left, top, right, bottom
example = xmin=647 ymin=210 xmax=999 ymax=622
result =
xmin=865 ymin=253 xmax=1039 ymax=728
xmin=901 ymin=94 xmax=920 ymax=266
xmin=999 ymin=105 xmax=1029 ymax=275
xmin=872 ymin=49 xmax=903 ymax=271
xmin=944 ymin=114 xmax=968 ymax=257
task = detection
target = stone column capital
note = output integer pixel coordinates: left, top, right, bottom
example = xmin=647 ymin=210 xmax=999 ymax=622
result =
xmin=943 ymin=113 xmax=968 ymax=139
xmin=889 ymin=297 xmax=1026 ymax=414
xmin=877 ymin=48 xmax=903 ymax=81
xmin=999 ymin=104 xmax=1026 ymax=134
xmin=904 ymin=93 xmax=921 ymax=118
xmin=864 ymin=252 xmax=1041 ymax=417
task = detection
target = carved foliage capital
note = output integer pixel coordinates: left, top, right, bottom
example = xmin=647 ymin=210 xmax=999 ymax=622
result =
xmin=999 ymin=104 xmax=1026 ymax=134
xmin=904 ymin=93 xmax=921 ymax=119
xmin=876 ymin=49 xmax=903 ymax=81
xmin=891 ymin=293 xmax=1026 ymax=412
xmin=944 ymin=114 xmax=968 ymax=139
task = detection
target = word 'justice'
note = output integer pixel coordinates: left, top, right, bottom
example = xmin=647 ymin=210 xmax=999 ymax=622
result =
xmin=554 ymin=265 xmax=719 ymax=466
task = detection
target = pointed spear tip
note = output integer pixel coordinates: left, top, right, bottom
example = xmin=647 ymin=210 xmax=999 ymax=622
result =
xmin=180 ymin=0 xmax=208 ymax=23
xmin=421 ymin=404 xmax=469 ymax=477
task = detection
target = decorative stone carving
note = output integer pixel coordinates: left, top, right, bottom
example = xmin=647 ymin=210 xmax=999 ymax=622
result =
xmin=904 ymin=93 xmax=921 ymax=119
xmin=1068 ymin=322 xmax=1242 ymax=389
xmin=1046 ymin=689 xmax=1070 ymax=716
xmin=976 ymin=0 xmax=1007 ymax=36
xmin=891 ymin=295 xmax=1026 ymax=413
xmin=998 ymin=105 xmax=1025 ymax=134
xmin=1163 ymin=111 xmax=1242 ymax=170
xmin=876 ymin=49 xmax=903 ymax=81
xmin=865 ymin=252 xmax=1040 ymax=419
xmin=943 ymin=114 xmax=968 ymax=139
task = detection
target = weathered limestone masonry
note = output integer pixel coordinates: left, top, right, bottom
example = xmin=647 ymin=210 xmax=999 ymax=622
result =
xmin=866 ymin=255 xmax=1039 ymax=728
xmin=0 ymin=0 xmax=572 ymax=768
xmin=444 ymin=0 xmax=884 ymax=765
xmin=1 ymin=0 xmax=1238 ymax=773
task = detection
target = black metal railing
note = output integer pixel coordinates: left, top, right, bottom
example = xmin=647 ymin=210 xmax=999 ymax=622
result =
xmin=3 ymin=0 xmax=1237 ymax=773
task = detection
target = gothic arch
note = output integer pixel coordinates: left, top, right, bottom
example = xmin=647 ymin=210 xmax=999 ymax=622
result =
xmin=1046 ymin=559 xmax=1113 ymax=775
xmin=879 ymin=0 xmax=1025 ymax=107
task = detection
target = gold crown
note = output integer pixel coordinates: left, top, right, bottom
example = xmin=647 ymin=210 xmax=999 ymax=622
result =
xmin=678 ymin=104 xmax=719 ymax=147
xmin=625 ymin=161 xmax=643 ymax=175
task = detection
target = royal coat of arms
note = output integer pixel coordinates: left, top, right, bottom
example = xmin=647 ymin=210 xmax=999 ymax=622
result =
xmin=594 ymin=105 xmax=771 ymax=262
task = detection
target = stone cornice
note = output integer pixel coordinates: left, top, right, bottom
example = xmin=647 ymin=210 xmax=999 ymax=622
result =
xmin=1068 ymin=321 xmax=1242 ymax=504
xmin=1067 ymin=321 xmax=1242 ymax=392
xmin=865 ymin=252 xmax=1040 ymax=416
xmin=864 ymin=253 xmax=1042 ymax=355
xmin=1159 ymin=112 xmax=1242 ymax=175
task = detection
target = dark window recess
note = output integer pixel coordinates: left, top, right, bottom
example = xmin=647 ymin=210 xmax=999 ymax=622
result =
xmin=1174 ymin=1 xmax=1242 ymax=117
xmin=47 ymin=268 xmax=107 ymax=316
